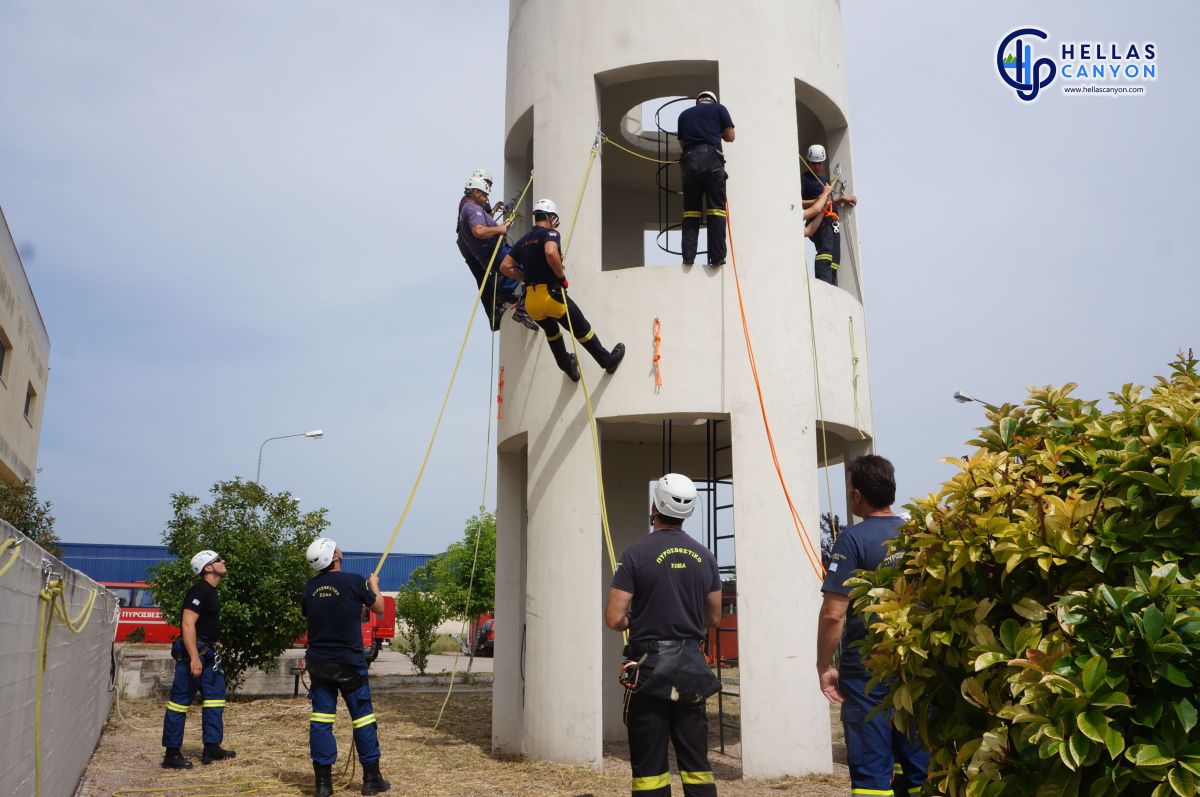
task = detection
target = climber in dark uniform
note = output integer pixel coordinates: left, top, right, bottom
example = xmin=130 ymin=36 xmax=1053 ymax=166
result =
xmin=676 ymin=90 xmax=735 ymax=267
xmin=498 ymin=198 xmax=625 ymax=381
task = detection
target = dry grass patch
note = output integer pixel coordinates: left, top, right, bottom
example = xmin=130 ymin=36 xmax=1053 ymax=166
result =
xmin=78 ymin=687 xmax=848 ymax=796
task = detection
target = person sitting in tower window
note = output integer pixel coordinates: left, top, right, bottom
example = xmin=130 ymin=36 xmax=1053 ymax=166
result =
xmin=801 ymin=144 xmax=858 ymax=286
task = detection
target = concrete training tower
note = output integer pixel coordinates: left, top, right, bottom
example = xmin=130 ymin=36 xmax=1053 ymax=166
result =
xmin=493 ymin=0 xmax=872 ymax=778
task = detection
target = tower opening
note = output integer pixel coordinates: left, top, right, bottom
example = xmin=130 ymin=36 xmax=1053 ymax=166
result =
xmin=596 ymin=61 xmax=719 ymax=270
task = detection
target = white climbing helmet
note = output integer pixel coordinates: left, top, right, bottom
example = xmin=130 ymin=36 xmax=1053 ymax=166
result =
xmin=532 ymin=198 xmax=559 ymax=218
xmin=469 ymin=168 xmax=493 ymax=187
xmin=190 ymin=550 xmax=220 ymax=576
xmin=464 ymin=175 xmax=491 ymax=195
xmin=806 ymin=144 xmax=827 ymax=163
xmin=697 ymin=90 xmax=718 ymax=104
xmin=306 ymin=537 xmax=339 ymax=573
xmin=653 ymin=473 xmax=698 ymax=519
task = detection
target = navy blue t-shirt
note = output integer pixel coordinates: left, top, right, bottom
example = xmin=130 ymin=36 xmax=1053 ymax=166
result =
xmin=676 ymin=102 xmax=734 ymax=150
xmin=802 ymin=171 xmax=836 ymax=231
xmin=821 ymin=515 xmax=904 ymax=673
xmin=302 ymin=570 xmax=378 ymax=665
xmin=611 ymin=529 xmax=722 ymax=644
xmin=512 ymin=225 xmax=563 ymax=285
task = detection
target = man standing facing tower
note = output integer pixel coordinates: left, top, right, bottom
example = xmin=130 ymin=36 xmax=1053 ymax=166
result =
xmin=676 ymin=91 xmax=735 ymax=267
xmin=161 ymin=550 xmax=236 ymax=769
xmin=801 ymin=144 xmax=858 ymax=285
xmin=605 ymin=474 xmax=723 ymax=796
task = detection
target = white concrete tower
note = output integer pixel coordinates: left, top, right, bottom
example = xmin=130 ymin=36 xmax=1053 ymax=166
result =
xmin=494 ymin=0 xmax=872 ymax=779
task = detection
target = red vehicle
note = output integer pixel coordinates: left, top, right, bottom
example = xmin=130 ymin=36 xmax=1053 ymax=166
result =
xmin=104 ymin=581 xmax=397 ymax=663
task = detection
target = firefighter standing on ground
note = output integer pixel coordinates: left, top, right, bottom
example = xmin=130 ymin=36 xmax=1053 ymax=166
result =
xmin=303 ymin=537 xmax=391 ymax=796
xmin=801 ymin=144 xmax=857 ymax=285
xmin=161 ymin=550 xmax=236 ymax=769
xmin=499 ymin=198 xmax=625 ymax=381
xmin=605 ymin=474 xmax=723 ymax=797
xmin=676 ymin=91 xmax=735 ymax=267
xmin=816 ymin=455 xmax=928 ymax=795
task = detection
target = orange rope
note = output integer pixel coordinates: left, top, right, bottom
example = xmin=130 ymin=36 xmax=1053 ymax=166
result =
xmin=652 ymin=318 xmax=663 ymax=389
xmin=496 ymin=366 xmax=505 ymax=421
xmin=725 ymin=198 xmax=826 ymax=582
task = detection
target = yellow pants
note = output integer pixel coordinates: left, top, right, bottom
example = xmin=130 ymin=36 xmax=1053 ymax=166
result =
xmin=524 ymin=283 xmax=567 ymax=322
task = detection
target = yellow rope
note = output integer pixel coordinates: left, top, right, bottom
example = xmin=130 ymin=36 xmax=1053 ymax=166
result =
xmin=372 ymin=171 xmax=536 ymax=576
xmin=0 ymin=537 xmax=19 ymax=578
xmin=848 ymin=316 xmax=868 ymax=439
xmin=803 ymin=256 xmax=839 ymax=541
xmin=600 ymin=134 xmax=678 ymax=165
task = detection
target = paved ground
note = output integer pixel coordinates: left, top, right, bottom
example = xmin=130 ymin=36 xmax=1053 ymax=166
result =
xmin=371 ymin=648 xmax=493 ymax=675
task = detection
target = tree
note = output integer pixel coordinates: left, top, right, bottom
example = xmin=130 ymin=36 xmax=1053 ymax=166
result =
xmin=150 ymin=478 xmax=327 ymax=692
xmin=819 ymin=511 xmax=841 ymax=569
xmin=415 ymin=511 xmax=496 ymax=621
xmin=0 ymin=480 xmax=60 ymax=556
xmin=851 ymin=353 xmax=1200 ymax=797
xmin=393 ymin=577 xmax=446 ymax=676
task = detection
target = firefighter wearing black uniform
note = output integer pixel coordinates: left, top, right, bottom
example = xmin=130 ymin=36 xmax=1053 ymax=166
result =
xmin=303 ymin=537 xmax=390 ymax=797
xmin=801 ymin=144 xmax=858 ymax=286
xmin=606 ymin=473 xmax=723 ymax=797
xmin=499 ymin=198 xmax=625 ymax=382
xmin=676 ymin=91 xmax=735 ymax=267
xmin=161 ymin=550 xmax=236 ymax=769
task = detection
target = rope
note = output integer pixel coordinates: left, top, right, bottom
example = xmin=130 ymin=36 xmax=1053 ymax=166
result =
xmin=725 ymin=198 xmax=826 ymax=582
xmin=652 ymin=318 xmax=663 ymax=390
xmin=802 ymin=259 xmax=840 ymax=543
xmin=0 ymin=536 xmax=19 ymax=578
xmin=372 ymin=171 xmax=535 ymax=576
xmin=600 ymin=134 xmax=678 ymax=165
xmin=848 ymin=316 xmax=868 ymax=438
xmin=496 ymin=366 xmax=505 ymax=421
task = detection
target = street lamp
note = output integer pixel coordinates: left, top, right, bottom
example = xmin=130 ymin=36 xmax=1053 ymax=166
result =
xmin=257 ymin=429 xmax=323 ymax=483
xmin=953 ymin=391 xmax=997 ymax=409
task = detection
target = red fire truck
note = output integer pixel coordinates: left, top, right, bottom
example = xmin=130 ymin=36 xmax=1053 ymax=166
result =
xmin=103 ymin=581 xmax=397 ymax=662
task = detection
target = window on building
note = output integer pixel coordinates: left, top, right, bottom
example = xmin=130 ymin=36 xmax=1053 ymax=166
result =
xmin=24 ymin=383 xmax=36 ymax=423
xmin=0 ymin=326 xmax=11 ymax=384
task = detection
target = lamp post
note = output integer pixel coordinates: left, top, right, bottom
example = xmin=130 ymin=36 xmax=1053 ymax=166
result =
xmin=256 ymin=429 xmax=323 ymax=483
xmin=953 ymin=390 xmax=998 ymax=410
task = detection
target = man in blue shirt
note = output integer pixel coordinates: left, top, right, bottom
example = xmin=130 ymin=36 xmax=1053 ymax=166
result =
xmin=816 ymin=455 xmax=928 ymax=796
xmin=302 ymin=537 xmax=390 ymax=796
xmin=675 ymin=91 xmax=734 ymax=267
xmin=801 ymin=144 xmax=858 ymax=286
xmin=456 ymin=171 xmax=537 ymax=331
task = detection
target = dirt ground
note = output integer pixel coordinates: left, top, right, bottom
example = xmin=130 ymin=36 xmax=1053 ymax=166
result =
xmin=77 ymin=686 xmax=849 ymax=796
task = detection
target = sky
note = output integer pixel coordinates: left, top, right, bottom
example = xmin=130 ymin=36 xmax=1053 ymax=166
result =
xmin=0 ymin=1 xmax=1196 ymax=554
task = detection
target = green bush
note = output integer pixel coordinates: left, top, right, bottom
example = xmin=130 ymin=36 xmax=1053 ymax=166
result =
xmin=852 ymin=353 xmax=1200 ymax=797
xmin=151 ymin=478 xmax=327 ymax=691
xmin=394 ymin=584 xmax=446 ymax=675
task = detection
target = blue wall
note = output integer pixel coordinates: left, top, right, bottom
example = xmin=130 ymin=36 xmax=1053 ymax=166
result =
xmin=59 ymin=542 xmax=435 ymax=592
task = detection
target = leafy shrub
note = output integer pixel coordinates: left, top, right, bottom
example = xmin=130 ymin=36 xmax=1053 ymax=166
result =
xmin=394 ymin=584 xmax=446 ymax=675
xmin=151 ymin=478 xmax=326 ymax=691
xmin=852 ymin=353 xmax=1200 ymax=797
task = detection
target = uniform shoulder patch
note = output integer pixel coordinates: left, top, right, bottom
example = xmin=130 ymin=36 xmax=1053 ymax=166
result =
xmin=191 ymin=598 xmax=201 ymax=606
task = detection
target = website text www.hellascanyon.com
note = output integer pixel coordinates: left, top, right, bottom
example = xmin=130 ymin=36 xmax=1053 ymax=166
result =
xmin=1063 ymin=84 xmax=1146 ymax=95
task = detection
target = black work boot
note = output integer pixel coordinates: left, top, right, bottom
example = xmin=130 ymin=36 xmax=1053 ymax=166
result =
xmin=547 ymin=336 xmax=580 ymax=382
xmin=561 ymin=353 xmax=580 ymax=382
xmin=201 ymin=743 xmax=236 ymax=764
xmin=581 ymin=335 xmax=617 ymax=371
xmin=161 ymin=748 xmax=193 ymax=769
xmin=361 ymin=761 xmax=391 ymax=795
xmin=604 ymin=342 xmax=626 ymax=374
xmin=313 ymin=762 xmax=334 ymax=797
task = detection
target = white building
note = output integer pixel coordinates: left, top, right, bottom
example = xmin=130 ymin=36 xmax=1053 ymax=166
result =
xmin=494 ymin=0 xmax=871 ymax=778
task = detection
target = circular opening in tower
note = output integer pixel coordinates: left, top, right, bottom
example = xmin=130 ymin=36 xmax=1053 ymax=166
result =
xmin=617 ymin=96 xmax=691 ymax=158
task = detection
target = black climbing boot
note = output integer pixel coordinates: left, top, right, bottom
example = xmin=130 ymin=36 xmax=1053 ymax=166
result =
xmin=161 ymin=748 xmax=193 ymax=769
xmin=561 ymin=353 xmax=580 ymax=382
xmin=604 ymin=342 xmax=626 ymax=374
xmin=202 ymin=743 xmax=236 ymax=764
xmin=313 ymin=762 xmax=334 ymax=797
xmin=547 ymin=335 xmax=580 ymax=382
xmin=581 ymin=335 xmax=615 ymax=370
xmin=361 ymin=761 xmax=391 ymax=795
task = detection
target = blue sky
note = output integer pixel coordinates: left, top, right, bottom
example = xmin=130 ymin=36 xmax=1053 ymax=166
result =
xmin=1 ymin=1 xmax=1196 ymax=553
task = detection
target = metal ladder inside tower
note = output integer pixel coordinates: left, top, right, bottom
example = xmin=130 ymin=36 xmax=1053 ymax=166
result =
xmin=650 ymin=97 xmax=705 ymax=259
xmin=661 ymin=419 xmax=739 ymax=755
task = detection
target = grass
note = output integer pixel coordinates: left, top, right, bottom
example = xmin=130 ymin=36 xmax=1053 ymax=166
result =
xmin=79 ymin=686 xmax=849 ymax=796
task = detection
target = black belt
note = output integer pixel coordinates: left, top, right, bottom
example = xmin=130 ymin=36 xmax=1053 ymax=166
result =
xmin=624 ymin=638 xmax=698 ymax=657
xmin=682 ymin=143 xmax=720 ymax=152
